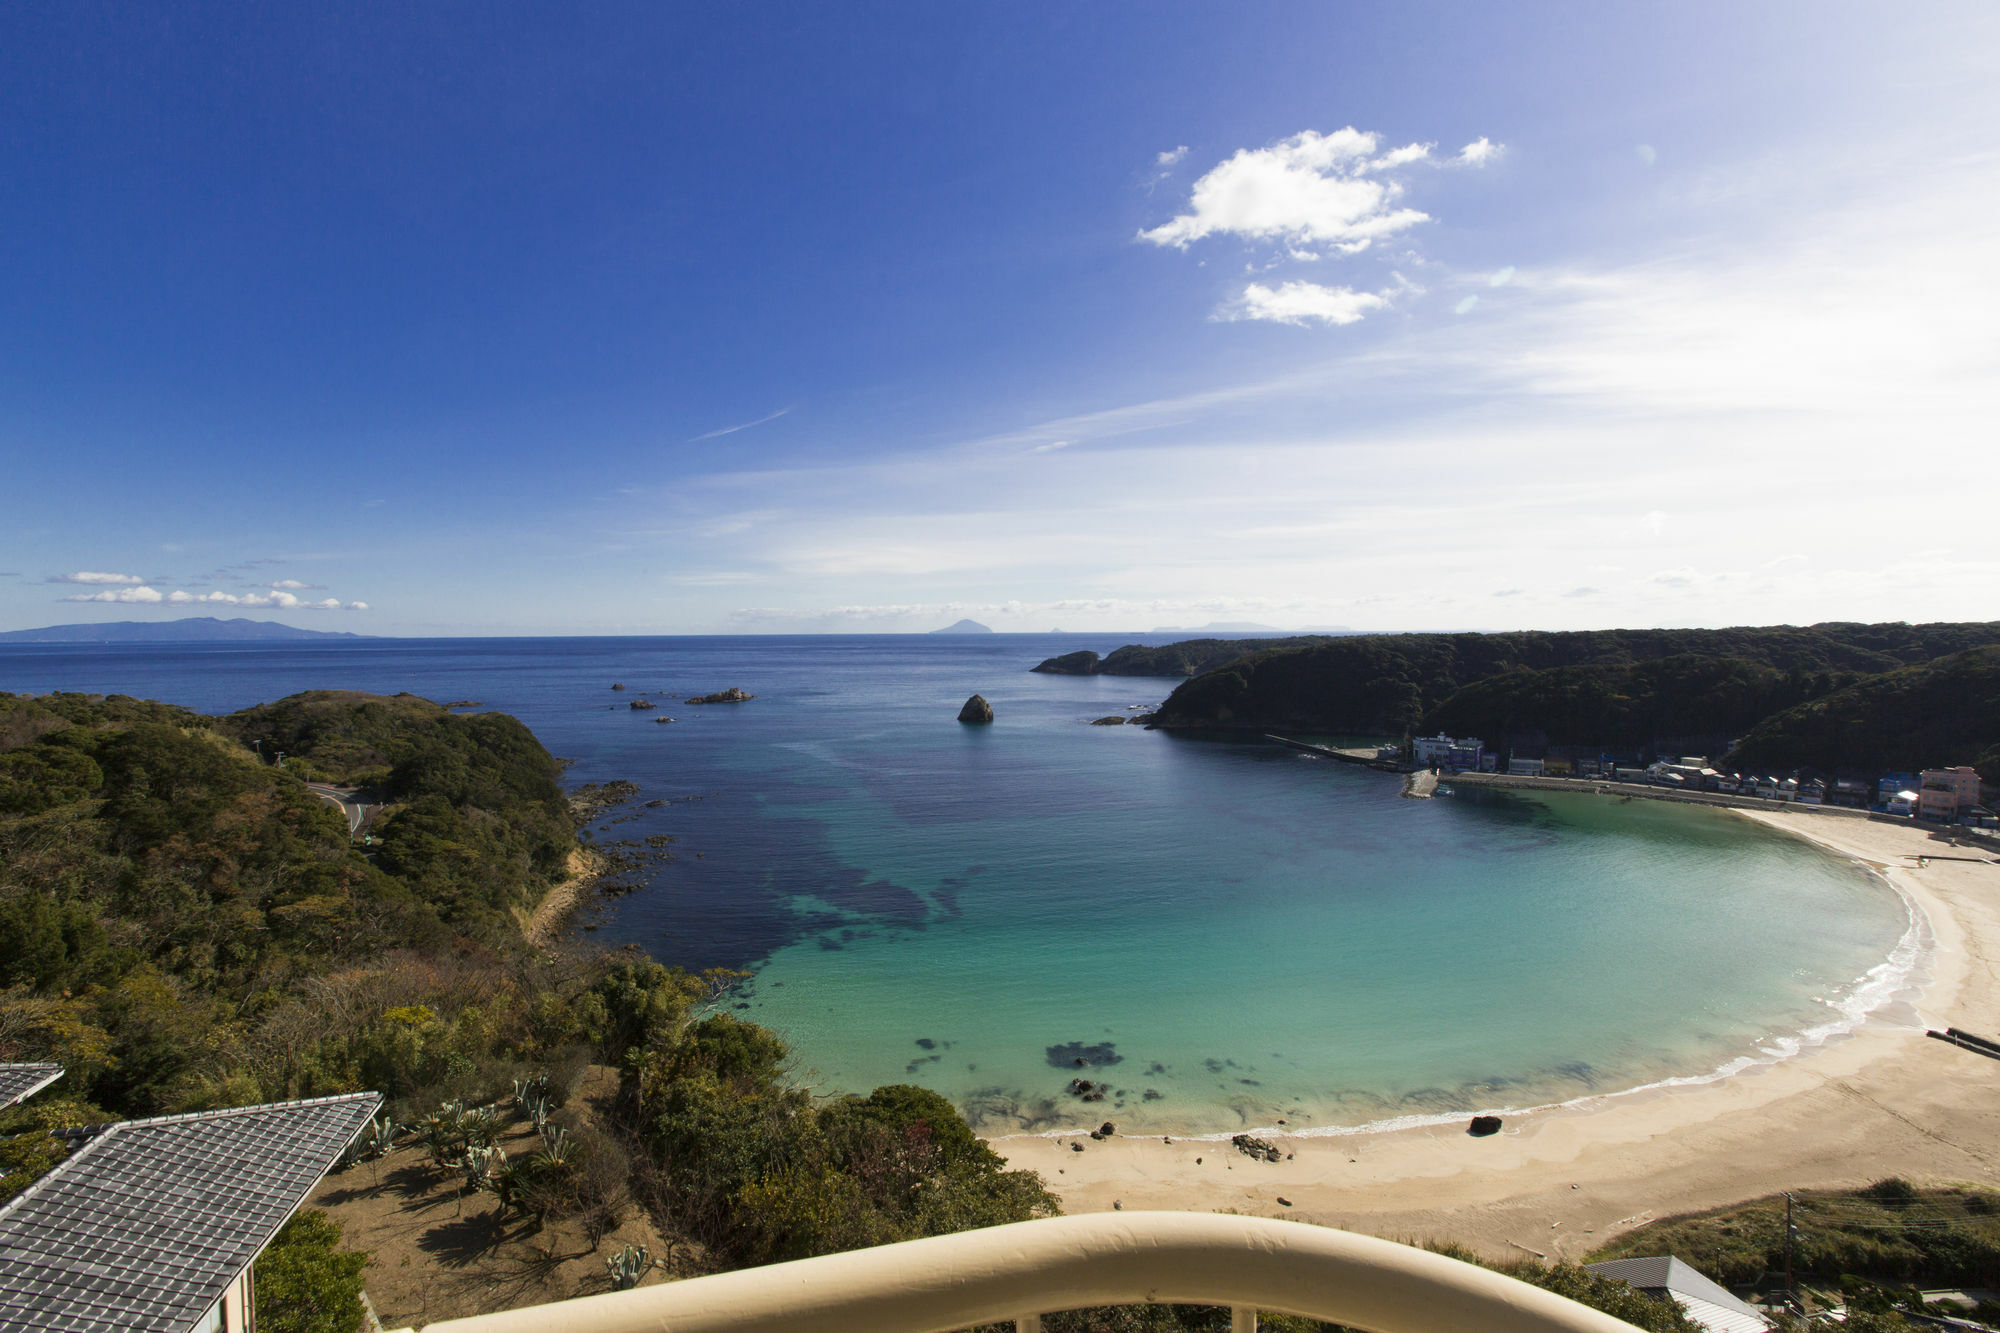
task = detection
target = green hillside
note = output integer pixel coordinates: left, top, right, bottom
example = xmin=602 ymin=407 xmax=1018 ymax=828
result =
xmin=1147 ymin=621 xmax=2000 ymax=741
xmin=1726 ymin=645 xmax=2000 ymax=784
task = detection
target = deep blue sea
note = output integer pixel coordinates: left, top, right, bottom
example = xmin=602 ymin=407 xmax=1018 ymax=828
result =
xmin=0 ymin=634 xmax=1918 ymax=1136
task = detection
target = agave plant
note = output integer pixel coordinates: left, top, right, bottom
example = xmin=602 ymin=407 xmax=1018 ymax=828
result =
xmin=362 ymin=1115 xmax=401 ymax=1159
xmin=536 ymin=1123 xmax=572 ymax=1167
xmin=605 ymin=1244 xmax=652 ymax=1291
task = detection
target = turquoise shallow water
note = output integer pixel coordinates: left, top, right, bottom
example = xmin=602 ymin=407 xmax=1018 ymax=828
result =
xmin=0 ymin=634 xmax=1914 ymax=1135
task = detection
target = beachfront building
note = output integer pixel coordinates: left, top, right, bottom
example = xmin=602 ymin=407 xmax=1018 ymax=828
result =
xmin=1412 ymin=733 xmax=1486 ymax=772
xmin=1888 ymin=789 xmax=1922 ymax=817
xmin=1583 ymin=1256 xmax=1770 ymax=1333
xmin=0 ymin=1071 xmax=380 ymax=1333
xmin=1507 ymin=757 xmax=1545 ymax=777
xmin=1920 ymin=767 xmax=1983 ymax=823
xmin=1879 ymin=773 xmax=1920 ymax=807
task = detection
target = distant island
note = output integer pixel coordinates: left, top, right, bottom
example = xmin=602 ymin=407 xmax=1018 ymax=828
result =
xmin=929 ymin=619 xmax=994 ymax=634
xmin=0 ymin=616 xmax=371 ymax=643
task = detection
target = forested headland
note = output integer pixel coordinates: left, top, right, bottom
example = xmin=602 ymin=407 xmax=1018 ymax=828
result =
xmin=0 ymin=688 xmax=1054 ymax=1278
xmin=1092 ymin=621 xmax=2000 ymax=780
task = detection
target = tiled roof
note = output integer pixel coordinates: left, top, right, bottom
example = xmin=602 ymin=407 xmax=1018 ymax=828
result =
xmin=0 ymin=1066 xmax=63 ymax=1110
xmin=0 ymin=1092 xmax=380 ymax=1333
xmin=1586 ymin=1256 xmax=1771 ymax=1333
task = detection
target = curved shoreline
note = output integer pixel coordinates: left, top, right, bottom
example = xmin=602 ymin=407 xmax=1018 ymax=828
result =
xmin=992 ymin=804 xmax=2000 ymax=1258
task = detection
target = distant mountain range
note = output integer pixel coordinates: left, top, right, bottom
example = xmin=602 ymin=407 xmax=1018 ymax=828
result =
xmin=0 ymin=617 xmax=371 ymax=643
xmin=929 ymin=619 xmax=994 ymax=634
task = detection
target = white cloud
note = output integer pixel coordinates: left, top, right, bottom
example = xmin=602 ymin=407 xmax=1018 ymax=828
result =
xmin=1139 ymin=128 xmax=1435 ymax=254
xmin=270 ymin=579 xmax=321 ymax=590
xmin=1156 ymin=145 xmax=1188 ymax=168
xmin=62 ymin=585 xmax=164 ymax=603
xmin=1220 ymin=280 xmax=1389 ymax=327
xmin=61 ymin=586 xmax=367 ymax=610
xmin=51 ymin=570 xmax=146 ymax=585
xmin=1636 ymin=144 xmax=1658 ymax=167
xmin=1453 ymin=294 xmax=1479 ymax=314
xmin=1457 ymin=137 xmax=1503 ymax=166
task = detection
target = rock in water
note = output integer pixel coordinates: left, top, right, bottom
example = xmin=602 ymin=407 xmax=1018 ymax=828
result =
xmin=1468 ymin=1115 xmax=1502 ymax=1137
xmin=958 ymin=694 xmax=994 ymax=724
xmin=686 ymin=687 xmax=755 ymax=704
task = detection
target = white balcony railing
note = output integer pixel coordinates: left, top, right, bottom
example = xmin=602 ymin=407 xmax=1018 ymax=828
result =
xmin=394 ymin=1211 xmax=1644 ymax=1333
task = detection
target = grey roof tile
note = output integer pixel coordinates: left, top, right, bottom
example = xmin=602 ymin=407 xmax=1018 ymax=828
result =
xmin=0 ymin=1066 xmax=64 ymax=1110
xmin=0 ymin=1092 xmax=380 ymax=1333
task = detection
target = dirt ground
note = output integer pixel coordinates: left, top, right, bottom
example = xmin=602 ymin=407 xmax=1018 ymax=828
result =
xmin=309 ymin=1068 xmax=677 ymax=1329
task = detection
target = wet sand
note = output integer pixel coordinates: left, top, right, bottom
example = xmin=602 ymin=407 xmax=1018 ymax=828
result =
xmin=993 ymin=809 xmax=2000 ymax=1259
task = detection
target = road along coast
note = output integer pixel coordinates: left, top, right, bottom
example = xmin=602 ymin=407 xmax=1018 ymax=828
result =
xmin=992 ymin=806 xmax=2000 ymax=1260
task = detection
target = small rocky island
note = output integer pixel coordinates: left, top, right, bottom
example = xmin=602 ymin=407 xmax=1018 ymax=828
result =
xmin=930 ymin=619 xmax=995 ymax=634
xmin=958 ymin=694 xmax=994 ymax=724
xmin=686 ymin=687 xmax=755 ymax=705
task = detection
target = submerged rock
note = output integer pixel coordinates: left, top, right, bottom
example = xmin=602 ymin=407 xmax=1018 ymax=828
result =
xmin=958 ymin=694 xmax=994 ymax=724
xmin=1047 ymin=1041 xmax=1122 ymax=1069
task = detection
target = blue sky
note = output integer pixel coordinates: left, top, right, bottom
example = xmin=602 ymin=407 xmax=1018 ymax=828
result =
xmin=4 ymin=2 xmax=1995 ymax=635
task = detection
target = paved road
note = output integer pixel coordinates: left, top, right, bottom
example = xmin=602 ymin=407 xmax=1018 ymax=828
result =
xmin=305 ymin=783 xmax=376 ymax=838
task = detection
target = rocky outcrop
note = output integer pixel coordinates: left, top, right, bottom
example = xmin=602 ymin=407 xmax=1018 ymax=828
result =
xmin=1469 ymin=1115 xmax=1502 ymax=1137
xmin=1231 ymin=1133 xmax=1282 ymax=1162
xmin=610 ymin=683 xmax=626 ymax=690
xmin=628 ymin=699 xmax=656 ymax=710
xmin=686 ymin=687 xmax=755 ymax=704
xmin=1090 ymin=716 xmax=1127 ymax=726
xmin=958 ymin=694 xmax=994 ymax=724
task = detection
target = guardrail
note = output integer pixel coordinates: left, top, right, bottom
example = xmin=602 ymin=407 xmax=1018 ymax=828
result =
xmin=394 ymin=1211 xmax=1642 ymax=1333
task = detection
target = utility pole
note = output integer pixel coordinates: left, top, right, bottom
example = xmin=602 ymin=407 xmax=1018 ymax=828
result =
xmin=1784 ymin=1192 xmax=1797 ymax=1304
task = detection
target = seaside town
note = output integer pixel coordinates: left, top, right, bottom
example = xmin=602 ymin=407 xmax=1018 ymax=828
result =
xmin=1402 ymin=733 xmax=1999 ymax=832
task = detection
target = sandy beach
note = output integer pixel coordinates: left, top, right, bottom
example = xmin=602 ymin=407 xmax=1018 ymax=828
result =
xmin=993 ymin=807 xmax=2000 ymax=1259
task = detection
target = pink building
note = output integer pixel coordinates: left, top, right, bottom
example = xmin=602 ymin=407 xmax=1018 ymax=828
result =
xmin=1919 ymin=766 xmax=1982 ymax=822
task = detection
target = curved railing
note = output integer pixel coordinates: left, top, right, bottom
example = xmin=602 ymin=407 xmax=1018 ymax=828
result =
xmin=401 ymin=1211 xmax=1641 ymax=1333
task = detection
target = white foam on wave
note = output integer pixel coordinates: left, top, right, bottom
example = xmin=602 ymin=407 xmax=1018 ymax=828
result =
xmin=995 ymin=859 xmax=1937 ymax=1145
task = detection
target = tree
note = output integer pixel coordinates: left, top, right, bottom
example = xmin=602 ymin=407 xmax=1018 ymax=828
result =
xmin=254 ymin=1209 xmax=368 ymax=1333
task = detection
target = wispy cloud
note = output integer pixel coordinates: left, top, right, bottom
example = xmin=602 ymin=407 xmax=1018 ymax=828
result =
xmin=689 ymin=408 xmax=790 ymax=442
xmin=49 ymin=570 xmax=147 ymax=585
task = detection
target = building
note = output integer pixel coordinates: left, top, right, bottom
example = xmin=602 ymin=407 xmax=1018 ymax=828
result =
xmin=1411 ymin=733 xmax=1486 ymax=772
xmin=0 ymin=1069 xmax=380 ymax=1333
xmin=1507 ymin=757 xmax=1545 ymax=777
xmin=1888 ymin=788 xmax=1922 ymax=817
xmin=1583 ymin=1256 xmax=1770 ymax=1333
xmin=1878 ymin=773 xmax=1920 ymax=807
xmin=0 ymin=1064 xmax=65 ymax=1109
xmin=1920 ymin=767 xmax=1983 ymax=823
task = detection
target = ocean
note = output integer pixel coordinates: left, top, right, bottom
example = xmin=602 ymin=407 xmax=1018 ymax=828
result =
xmin=0 ymin=633 xmax=1918 ymax=1137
